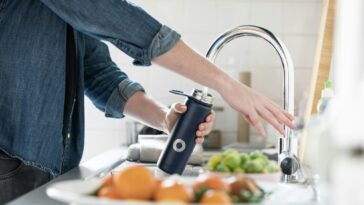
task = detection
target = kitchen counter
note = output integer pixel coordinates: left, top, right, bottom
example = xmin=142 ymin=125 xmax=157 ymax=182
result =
xmin=7 ymin=146 xmax=328 ymax=205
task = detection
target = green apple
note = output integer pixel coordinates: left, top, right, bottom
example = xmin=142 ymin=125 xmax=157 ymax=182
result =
xmin=207 ymin=154 xmax=222 ymax=170
xmin=223 ymin=149 xmax=239 ymax=158
xmin=267 ymin=161 xmax=280 ymax=173
xmin=222 ymin=154 xmax=241 ymax=170
xmin=215 ymin=163 xmax=231 ymax=172
xmin=244 ymin=159 xmax=264 ymax=173
xmin=233 ymin=167 xmax=245 ymax=173
xmin=250 ymin=151 xmax=269 ymax=166
xmin=239 ymin=153 xmax=250 ymax=165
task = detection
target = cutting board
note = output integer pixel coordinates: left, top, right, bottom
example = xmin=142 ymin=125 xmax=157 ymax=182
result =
xmin=305 ymin=0 xmax=336 ymax=118
xmin=300 ymin=0 xmax=336 ymax=161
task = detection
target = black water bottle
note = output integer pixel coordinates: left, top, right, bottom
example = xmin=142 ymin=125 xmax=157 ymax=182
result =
xmin=157 ymin=89 xmax=213 ymax=175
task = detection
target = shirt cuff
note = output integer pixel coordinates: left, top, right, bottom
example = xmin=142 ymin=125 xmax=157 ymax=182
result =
xmin=133 ymin=25 xmax=181 ymax=66
xmin=105 ymin=79 xmax=145 ymax=118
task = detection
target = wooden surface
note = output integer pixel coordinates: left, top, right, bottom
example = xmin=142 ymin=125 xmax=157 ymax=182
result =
xmin=300 ymin=0 xmax=336 ymax=161
xmin=305 ymin=0 xmax=336 ymax=118
xmin=237 ymin=72 xmax=251 ymax=143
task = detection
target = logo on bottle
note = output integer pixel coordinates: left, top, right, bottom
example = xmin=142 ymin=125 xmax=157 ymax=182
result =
xmin=172 ymin=139 xmax=186 ymax=152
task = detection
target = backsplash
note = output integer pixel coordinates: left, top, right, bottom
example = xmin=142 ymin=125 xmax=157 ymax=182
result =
xmin=83 ymin=0 xmax=323 ymax=161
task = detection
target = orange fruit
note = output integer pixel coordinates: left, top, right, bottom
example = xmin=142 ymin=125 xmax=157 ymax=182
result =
xmin=113 ymin=165 xmax=156 ymax=200
xmin=192 ymin=173 xmax=230 ymax=193
xmin=154 ymin=178 xmax=193 ymax=203
xmin=97 ymin=186 xmax=121 ymax=200
xmin=226 ymin=175 xmax=247 ymax=195
xmin=155 ymin=178 xmax=164 ymax=189
xmin=200 ymin=190 xmax=232 ymax=205
xmin=153 ymin=178 xmax=164 ymax=196
xmin=101 ymin=175 xmax=113 ymax=187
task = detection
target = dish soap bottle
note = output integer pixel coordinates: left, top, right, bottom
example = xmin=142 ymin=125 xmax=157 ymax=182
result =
xmin=317 ymin=80 xmax=334 ymax=114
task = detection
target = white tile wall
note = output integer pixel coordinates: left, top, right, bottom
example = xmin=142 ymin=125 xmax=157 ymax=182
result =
xmin=216 ymin=1 xmax=250 ymax=32
xmin=251 ymin=1 xmax=283 ymax=34
xmin=82 ymin=0 xmax=323 ymax=161
xmin=283 ymin=35 xmax=318 ymax=68
xmin=183 ymin=0 xmax=219 ymax=34
xmin=283 ymin=1 xmax=321 ymax=35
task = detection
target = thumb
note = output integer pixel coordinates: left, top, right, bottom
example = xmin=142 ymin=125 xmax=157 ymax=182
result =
xmin=172 ymin=103 xmax=187 ymax=114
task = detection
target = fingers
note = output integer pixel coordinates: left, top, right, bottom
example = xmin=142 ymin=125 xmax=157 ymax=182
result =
xmin=248 ymin=111 xmax=266 ymax=137
xmin=196 ymin=111 xmax=215 ymax=136
xmin=196 ymin=123 xmax=211 ymax=136
xmin=257 ymin=107 xmax=284 ymax=135
xmin=196 ymin=123 xmax=211 ymax=137
xmin=267 ymin=100 xmax=295 ymax=122
xmin=265 ymin=104 xmax=295 ymax=129
xmin=284 ymin=110 xmax=295 ymax=121
xmin=241 ymin=114 xmax=254 ymax=126
xmin=244 ymin=106 xmax=294 ymax=137
xmin=195 ymin=111 xmax=215 ymax=144
xmin=171 ymin=103 xmax=187 ymax=114
xmin=205 ymin=111 xmax=216 ymax=122
xmin=195 ymin=136 xmax=204 ymax=144
xmin=253 ymin=98 xmax=295 ymax=135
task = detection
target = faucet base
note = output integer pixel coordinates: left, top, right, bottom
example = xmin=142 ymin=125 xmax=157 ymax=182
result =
xmin=281 ymin=174 xmax=300 ymax=183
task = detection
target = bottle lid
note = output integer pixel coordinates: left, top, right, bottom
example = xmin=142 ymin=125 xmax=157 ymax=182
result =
xmin=192 ymin=89 xmax=214 ymax=104
xmin=169 ymin=89 xmax=214 ymax=105
xmin=321 ymin=80 xmax=334 ymax=98
xmin=324 ymin=81 xmax=332 ymax=89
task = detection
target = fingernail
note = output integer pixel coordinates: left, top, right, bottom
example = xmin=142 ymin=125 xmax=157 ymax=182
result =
xmin=181 ymin=105 xmax=187 ymax=109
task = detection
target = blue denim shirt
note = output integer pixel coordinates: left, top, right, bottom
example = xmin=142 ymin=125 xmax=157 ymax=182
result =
xmin=0 ymin=0 xmax=180 ymax=175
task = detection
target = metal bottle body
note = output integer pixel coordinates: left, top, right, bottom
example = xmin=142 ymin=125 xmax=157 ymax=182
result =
xmin=157 ymin=90 xmax=213 ymax=175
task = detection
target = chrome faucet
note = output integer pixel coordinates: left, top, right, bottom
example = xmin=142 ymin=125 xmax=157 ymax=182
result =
xmin=206 ymin=25 xmax=301 ymax=183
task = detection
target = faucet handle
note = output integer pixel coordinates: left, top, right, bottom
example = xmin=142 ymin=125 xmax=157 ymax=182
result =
xmin=280 ymin=155 xmax=299 ymax=175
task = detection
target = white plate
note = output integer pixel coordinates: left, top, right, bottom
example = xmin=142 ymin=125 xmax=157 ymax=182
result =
xmin=209 ymin=172 xmax=281 ymax=183
xmin=46 ymin=177 xmax=278 ymax=205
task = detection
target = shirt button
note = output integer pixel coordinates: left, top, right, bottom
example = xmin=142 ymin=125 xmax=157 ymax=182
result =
xmin=67 ymin=133 xmax=71 ymax=139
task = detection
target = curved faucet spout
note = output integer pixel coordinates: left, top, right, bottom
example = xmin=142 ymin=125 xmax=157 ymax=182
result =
xmin=206 ymin=25 xmax=298 ymax=183
xmin=206 ymin=25 xmax=294 ymax=114
xmin=206 ymin=25 xmax=294 ymax=139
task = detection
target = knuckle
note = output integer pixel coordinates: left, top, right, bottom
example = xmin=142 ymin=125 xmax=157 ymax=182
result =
xmin=171 ymin=102 xmax=179 ymax=108
xmin=251 ymin=118 xmax=259 ymax=125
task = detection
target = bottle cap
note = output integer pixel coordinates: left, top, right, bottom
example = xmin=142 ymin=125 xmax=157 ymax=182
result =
xmin=321 ymin=80 xmax=334 ymax=98
xmin=192 ymin=89 xmax=214 ymax=104
xmin=169 ymin=89 xmax=214 ymax=105
xmin=324 ymin=81 xmax=332 ymax=89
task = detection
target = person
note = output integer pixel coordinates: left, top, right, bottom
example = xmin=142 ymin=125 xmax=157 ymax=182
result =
xmin=0 ymin=0 xmax=294 ymax=203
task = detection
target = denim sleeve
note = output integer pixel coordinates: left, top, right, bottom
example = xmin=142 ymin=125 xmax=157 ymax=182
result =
xmin=84 ymin=35 xmax=144 ymax=118
xmin=40 ymin=0 xmax=181 ymax=66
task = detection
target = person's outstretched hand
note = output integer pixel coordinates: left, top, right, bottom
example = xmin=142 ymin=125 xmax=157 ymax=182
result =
xmin=219 ymin=80 xmax=295 ymax=136
xmin=164 ymin=103 xmax=216 ymax=144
